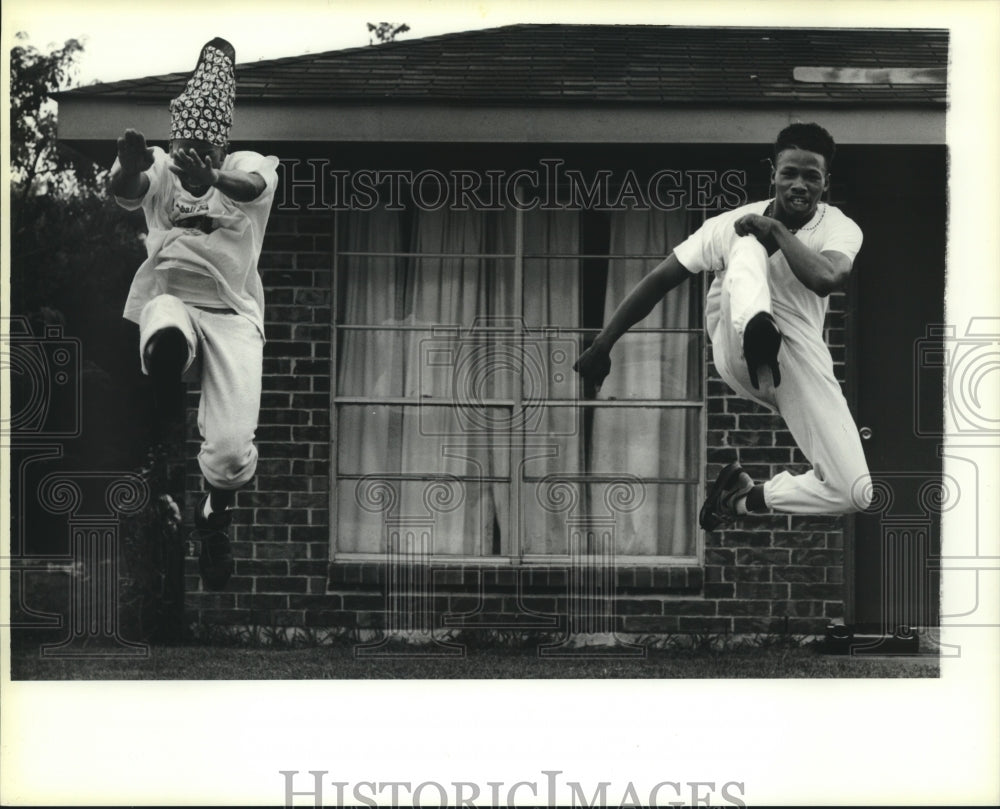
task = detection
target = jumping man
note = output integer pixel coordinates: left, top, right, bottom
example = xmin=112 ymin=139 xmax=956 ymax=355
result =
xmin=110 ymin=38 xmax=280 ymax=589
xmin=574 ymin=122 xmax=872 ymax=529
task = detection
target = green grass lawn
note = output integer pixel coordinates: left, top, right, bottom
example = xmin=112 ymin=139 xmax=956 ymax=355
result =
xmin=9 ymin=642 xmax=939 ymax=680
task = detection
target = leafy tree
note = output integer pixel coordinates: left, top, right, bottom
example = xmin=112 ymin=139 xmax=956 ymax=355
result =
xmin=9 ymin=34 xmax=150 ymax=469
xmin=9 ymin=36 xmax=184 ymax=639
xmin=9 ymin=33 xmax=95 ymax=201
xmin=367 ymin=22 xmax=410 ymax=45
xmin=10 ymin=33 xmax=144 ymax=327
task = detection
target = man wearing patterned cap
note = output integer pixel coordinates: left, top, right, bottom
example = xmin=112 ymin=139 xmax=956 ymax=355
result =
xmin=110 ymin=37 xmax=280 ymax=591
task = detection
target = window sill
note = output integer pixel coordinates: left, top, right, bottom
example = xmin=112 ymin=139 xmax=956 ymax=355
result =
xmin=327 ymin=560 xmax=705 ymax=595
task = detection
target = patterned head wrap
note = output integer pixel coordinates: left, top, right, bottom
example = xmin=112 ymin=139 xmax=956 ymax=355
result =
xmin=169 ymin=38 xmax=236 ymax=146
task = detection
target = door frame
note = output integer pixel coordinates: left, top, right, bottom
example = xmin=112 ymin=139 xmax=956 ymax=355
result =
xmin=844 ymin=266 xmax=861 ymax=624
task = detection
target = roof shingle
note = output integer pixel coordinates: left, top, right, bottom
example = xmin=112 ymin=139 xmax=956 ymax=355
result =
xmin=57 ymin=24 xmax=948 ymax=107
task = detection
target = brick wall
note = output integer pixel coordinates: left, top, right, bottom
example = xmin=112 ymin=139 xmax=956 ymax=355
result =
xmin=184 ymin=211 xmax=333 ymax=627
xmin=184 ymin=211 xmax=850 ymax=639
xmin=703 ymin=291 xmax=850 ymax=635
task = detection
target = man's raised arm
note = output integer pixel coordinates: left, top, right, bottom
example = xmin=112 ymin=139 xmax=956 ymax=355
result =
xmin=169 ymin=148 xmax=266 ymax=202
xmin=573 ymin=252 xmax=694 ymax=389
xmin=110 ymin=128 xmax=154 ymax=200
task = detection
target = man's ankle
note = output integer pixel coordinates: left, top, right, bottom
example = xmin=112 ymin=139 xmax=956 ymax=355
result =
xmin=207 ymin=486 xmax=236 ymax=515
xmin=745 ymin=484 xmax=768 ymax=513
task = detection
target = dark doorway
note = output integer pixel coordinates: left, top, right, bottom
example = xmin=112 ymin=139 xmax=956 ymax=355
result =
xmin=845 ymin=145 xmax=947 ymax=631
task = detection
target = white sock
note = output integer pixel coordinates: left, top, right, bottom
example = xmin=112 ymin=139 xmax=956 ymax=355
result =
xmin=735 ymin=496 xmax=750 ymax=516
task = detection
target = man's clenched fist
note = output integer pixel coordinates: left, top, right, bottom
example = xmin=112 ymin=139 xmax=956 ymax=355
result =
xmin=573 ymin=339 xmax=612 ymax=393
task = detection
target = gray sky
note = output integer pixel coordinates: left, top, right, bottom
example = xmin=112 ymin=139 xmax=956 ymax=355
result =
xmin=5 ymin=0 xmax=708 ymax=86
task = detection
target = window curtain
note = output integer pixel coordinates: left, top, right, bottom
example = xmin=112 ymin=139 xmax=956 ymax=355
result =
xmin=587 ymin=208 xmax=698 ymax=556
xmin=520 ymin=210 xmax=582 ymax=554
xmin=337 ymin=206 xmax=698 ymax=557
xmin=399 ymin=208 xmax=512 ymax=555
xmin=336 ymin=207 xmax=513 ymax=555
xmin=336 ymin=208 xmax=405 ymax=552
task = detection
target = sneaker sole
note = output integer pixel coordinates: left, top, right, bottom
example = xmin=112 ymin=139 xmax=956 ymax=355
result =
xmin=699 ymin=461 xmax=743 ymax=531
xmin=744 ymin=314 xmax=782 ymax=389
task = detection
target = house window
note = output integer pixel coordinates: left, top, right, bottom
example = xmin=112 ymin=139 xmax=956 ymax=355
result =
xmin=332 ymin=192 xmax=704 ymax=562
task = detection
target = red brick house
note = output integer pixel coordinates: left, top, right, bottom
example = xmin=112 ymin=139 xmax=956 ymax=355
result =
xmin=56 ymin=25 xmax=948 ymax=643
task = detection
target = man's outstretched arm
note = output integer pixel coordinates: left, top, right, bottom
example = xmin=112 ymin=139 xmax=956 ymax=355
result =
xmin=110 ymin=129 xmax=153 ymax=200
xmin=573 ymin=252 xmax=694 ymax=389
xmin=170 ymin=148 xmax=267 ymax=202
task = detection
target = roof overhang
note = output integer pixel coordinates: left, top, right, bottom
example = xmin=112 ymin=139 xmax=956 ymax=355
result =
xmin=57 ymin=98 xmax=945 ymax=152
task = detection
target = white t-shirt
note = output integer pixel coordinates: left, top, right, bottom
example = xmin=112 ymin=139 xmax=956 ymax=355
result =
xmin=672 ymin=200 xmax=863 ymax=342
xmin=115 ymin=146 xmax=280 ymax=335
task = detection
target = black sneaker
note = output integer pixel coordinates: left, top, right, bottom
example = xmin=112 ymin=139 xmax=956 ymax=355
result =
xmin=699 ymin=462 xmax=755 ymax=531
xmin=193 ymin=493 xmax=234 ymax=591
xmin=743 ymin=311 xmax=782 ymax=389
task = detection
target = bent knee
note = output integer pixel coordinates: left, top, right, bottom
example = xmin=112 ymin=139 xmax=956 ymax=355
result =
xmin=199 ymin=438 xmax=258 ymax=489
xmin=835 ymin=471 xmax=873 ymax=513
xmin=806 ymin=464 xmax=872 ymax=513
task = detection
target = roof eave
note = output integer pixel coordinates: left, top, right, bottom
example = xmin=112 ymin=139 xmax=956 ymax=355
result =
xmin=56 ymin=96 xmax=947 ymax=147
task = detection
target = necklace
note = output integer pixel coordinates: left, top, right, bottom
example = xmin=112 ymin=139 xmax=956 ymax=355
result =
xmin=765 ymin=200 xmax=826 ymax=234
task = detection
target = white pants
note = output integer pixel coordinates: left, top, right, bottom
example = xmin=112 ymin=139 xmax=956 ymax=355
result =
xmin=139 ymin=294 xmax=263 ymax=490
xmin=709 ymin=237 xmax=873 ymax=513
